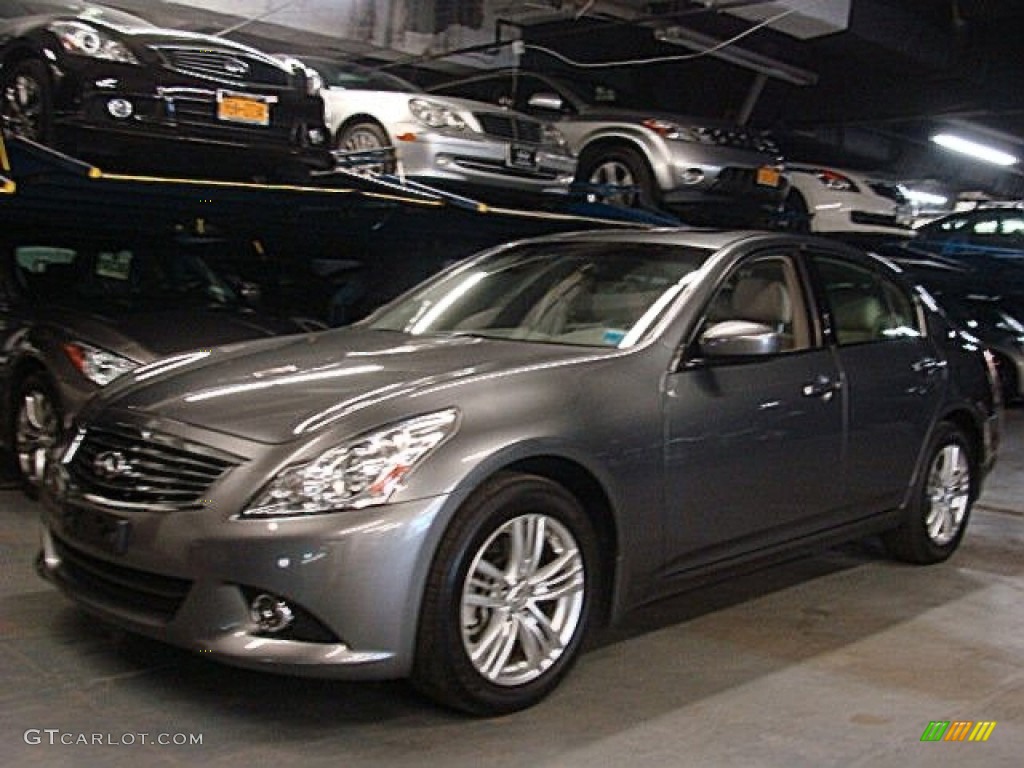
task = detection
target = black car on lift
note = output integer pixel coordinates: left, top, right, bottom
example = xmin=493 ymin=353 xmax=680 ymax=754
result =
xmin=0 ymin=228 xmax=321 ymax=493
xmin=0 ymin=1 xmax=332 ymax=180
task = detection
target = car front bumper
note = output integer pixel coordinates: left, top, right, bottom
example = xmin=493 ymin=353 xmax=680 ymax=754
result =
xmin=809 ymin=202 xmax=914 ymax=235
xmin=38 ymin=491 xmax=448 ymax=680
xmin=50 ymin=59 xmax=333 ymax=176
xmin=393 ymin=130 xmax=577 ymax=196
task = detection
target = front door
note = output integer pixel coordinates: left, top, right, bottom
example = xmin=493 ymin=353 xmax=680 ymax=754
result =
xmin=662 ymin=251 xmax=845 ymax=576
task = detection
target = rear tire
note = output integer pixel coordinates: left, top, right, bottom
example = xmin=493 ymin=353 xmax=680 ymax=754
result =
xmin=883 ymin=422 xmax=974 ymax=564
xmin=412 ymin=472 xmax=597 ymax=715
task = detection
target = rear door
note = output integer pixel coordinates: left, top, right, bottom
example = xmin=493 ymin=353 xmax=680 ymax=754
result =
xmin=806 ymin=250 xmax=945 ymax=512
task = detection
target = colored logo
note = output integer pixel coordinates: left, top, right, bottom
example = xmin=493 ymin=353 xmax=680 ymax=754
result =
xmin=921 ymin=721 xmax=997 ymax=742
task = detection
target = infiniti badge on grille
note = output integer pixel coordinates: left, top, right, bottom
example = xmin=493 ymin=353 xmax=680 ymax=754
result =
xmin=223 ymin=57 xmax=250 ymax=76
xmin=93 ymin=451 xmax=134 ymax=479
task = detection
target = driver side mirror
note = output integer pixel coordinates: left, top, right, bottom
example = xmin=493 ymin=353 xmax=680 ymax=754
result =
xmin=699 ymin=320 xmax=780 ymax=358
xmin=527 ymin=92 xmax=565 ymax=112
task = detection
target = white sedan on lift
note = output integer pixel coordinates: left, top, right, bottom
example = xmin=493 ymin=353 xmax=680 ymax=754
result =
xmin=783 ymin=165 xmax=914 ymax=235
xmin=282 ymin=55 xmax=576 ymax=199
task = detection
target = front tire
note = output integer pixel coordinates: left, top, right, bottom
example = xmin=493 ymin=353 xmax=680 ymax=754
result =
xmin=335 ymin=120 xmax=396 ymax=174
xmin=1 ymin=58 xmax=53 ymax=144
xmin=883 ymin=422 xmax=975 ymax=564
xmin=12 ymin=372 xmax=63 ymax=496
xmin=578 ymin=145 xmax=657 ymax=209
xmin=412 ymin=472 xmax=597 ymax=715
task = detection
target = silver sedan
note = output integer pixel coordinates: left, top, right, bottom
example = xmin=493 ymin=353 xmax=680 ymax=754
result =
xmin=291 ymin=56 xmax=576 ymax=197
xmin=39 ymin=229 xmax=1000 ymax=715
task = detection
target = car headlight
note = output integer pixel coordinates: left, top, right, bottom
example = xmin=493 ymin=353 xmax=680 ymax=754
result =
xmin=642 ymin=118 xmax=700 ymax=141
xmin=241 ymin=408 xmax=459 ymax=518
xmin=409 ymin=98 xmax=467 ymax=131
xmin=49 ymin=21 xmax=139 ymax=64
xmin=62 ymin=342 xmax=139 ymax=386
xmin=814 ymin=169 xmax=860 ymax=193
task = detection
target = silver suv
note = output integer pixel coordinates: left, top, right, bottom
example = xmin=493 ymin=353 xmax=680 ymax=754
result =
xmin=431 ymin=70 xmax=787 ymax=222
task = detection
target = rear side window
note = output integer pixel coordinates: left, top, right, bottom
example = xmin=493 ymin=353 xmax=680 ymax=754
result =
xmin=813 ymin=256 xmax=922 ymax=345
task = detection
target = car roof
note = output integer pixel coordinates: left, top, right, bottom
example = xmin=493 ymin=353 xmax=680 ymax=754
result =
xmin=520 ymin=227 xmax=864 ymax=254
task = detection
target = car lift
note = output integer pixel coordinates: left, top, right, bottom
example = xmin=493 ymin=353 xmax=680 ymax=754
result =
xmin=0 ymin=133 xmax=680 ymax=317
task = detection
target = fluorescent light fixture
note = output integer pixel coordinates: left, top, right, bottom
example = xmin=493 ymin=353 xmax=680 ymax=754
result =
xmin=931 ymin=133 xmax=1018 ymax=166
xmin=899 ymin=186 xmax=948 ymax=207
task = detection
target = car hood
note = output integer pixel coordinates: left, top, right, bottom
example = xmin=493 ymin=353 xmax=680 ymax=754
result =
xmin=574 ymin=104 xmax=760 ymax=131
xmin=324 ymin=88 xmax=539 ymax=123
xmin=47 ymin=305 xmax=301 ymax=363
xmin=101 ymin=328 xmax=609 ymax=444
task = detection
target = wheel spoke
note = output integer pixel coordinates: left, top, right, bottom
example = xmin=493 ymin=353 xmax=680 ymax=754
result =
xmin=463 ymin=591 xmax=505 ymax=610
xmin=506 ymin=516 xmax=528 ymax=581
xmin=478 ymin=618 xmax=518 ymax=680
xmin=525 ymin=603 xmax=565 ymax=656
xmin=24 ymin=394 xmax=51 ymax=432
xmin=525 ymin=515 xmax=547 ymax=578
xmin=939 ymin=445 xmax=960 ymax=486
xmin=528 ymin=549 xmax=581 ymax=592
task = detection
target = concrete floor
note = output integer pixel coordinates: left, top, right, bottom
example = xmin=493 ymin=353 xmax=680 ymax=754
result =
xmin=1 ymin=411 xmax=1022 ymax=768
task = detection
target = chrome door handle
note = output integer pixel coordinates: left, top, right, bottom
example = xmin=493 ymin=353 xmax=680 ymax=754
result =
xmin=912 ymin=357 xmax=947 ymax=375
xmin=802 ymin=375 xmax=840 ymax=401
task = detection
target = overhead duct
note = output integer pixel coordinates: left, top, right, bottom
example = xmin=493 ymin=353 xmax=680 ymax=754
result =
xmin=721 ymin=0 xmax=851 ymax=39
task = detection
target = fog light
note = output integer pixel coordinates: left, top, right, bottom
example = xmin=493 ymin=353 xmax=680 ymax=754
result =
xmin=107 ymin=98 xmax=133 ymax=119
xmin=250 ymin=593 xmax=295 ymax=633
xmin=307 ymin=127 xmax=325 ymax=146
xmin=681 ymin=168 xmax=705 ymax=185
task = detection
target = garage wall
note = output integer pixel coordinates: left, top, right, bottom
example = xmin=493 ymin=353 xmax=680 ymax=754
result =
xmin=165 ymin=0 xmax=500 ymax=58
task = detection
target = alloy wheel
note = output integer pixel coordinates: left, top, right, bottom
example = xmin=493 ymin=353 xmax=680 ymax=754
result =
xmin=15 ymin=388 xmax=59 ymax=487
xmin=588 ymin=160 xmax=639 ymax=207
xmin=924 ymin=442 xmax=971 ymax=546
xmin=460 ymin=513 xmax=586 ymax=687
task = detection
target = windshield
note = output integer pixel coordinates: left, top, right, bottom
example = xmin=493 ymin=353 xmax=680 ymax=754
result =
xmin=14 ymin=242 xmax=239 ymax=310
xmin=11 ymin=2 xmax=153 ymax=27
xmin=367 ymin=240 xmax=709 ymax=347
xmin=300 ymin=57 xmax=418 ymax=93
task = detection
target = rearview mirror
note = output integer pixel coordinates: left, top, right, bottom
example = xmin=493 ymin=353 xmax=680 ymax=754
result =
xmin=700 ymin=320 xmax=780 ymax=358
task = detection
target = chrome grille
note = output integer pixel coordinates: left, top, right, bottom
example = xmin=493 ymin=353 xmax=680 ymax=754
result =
xmin=67 ymin=425 xmax=239 ymax=510
xmin=474 ymin=113 xmax=543 ymax=144
xmin=695 ymin=126 xmax=777 ymax=153
xmin=153 ymin=46 xmax=290 ymax=87
xmin=868 ymin=181 xmax=908 ymax=204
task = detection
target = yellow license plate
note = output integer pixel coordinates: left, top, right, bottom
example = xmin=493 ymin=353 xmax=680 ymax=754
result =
xmin=217 ymin=94 xmax=270 ymax=126
xmin=756 ymin=166 xmax=781 ymax=187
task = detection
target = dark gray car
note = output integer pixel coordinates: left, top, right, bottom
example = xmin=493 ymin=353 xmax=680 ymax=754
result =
xmin=0 ymin=230 xmax=314 ymax=490
xmin=38 ymin=229 xmax=1000 ymax=715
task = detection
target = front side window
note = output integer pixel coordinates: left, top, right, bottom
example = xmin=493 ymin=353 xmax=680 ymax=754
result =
xmin=813 ymin=256 xmax=922 ymax=345
xmin=368 ymin=241 xmax=709 ymax=348
xmin=696 ymin=254 xmax=811 ymax=353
